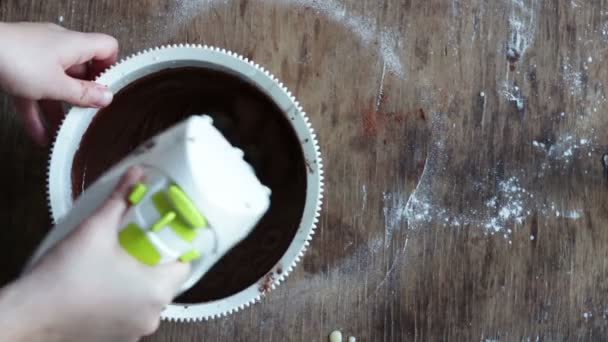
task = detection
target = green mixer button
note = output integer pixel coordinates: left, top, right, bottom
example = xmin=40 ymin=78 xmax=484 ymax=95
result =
xmin=168 ymin=220 xmax=198 ymax=243
xmin=179 ymin=249 xmax=201 ymax=262
xmin=128 ymin=182 xmax=148 ymax=205
xmin=152 ymin=192 xmax=197 ymax=242
xmin=167 ymin=185 xmax=208 ymax=228
xmin=119 ymin=223 xmax=161 ymax=266
xmin=150 ymin=211 xmax=176 ymax=232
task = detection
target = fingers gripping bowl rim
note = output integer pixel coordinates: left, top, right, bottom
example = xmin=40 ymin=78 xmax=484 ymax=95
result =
xmin=46 ymin=44 xmax=324 ymax=322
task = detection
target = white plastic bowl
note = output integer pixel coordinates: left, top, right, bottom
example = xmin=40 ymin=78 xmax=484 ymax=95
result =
xmin=47 ymin=44 xmax=324 ymax=322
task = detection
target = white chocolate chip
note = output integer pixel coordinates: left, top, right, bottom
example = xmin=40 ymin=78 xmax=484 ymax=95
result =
xmin=329 ymin=330 xmax=343 ymax=342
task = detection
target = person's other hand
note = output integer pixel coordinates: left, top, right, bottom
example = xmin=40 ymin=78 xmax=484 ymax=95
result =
xmin=0 ymin=22 xmax=118 ymax=146
xmin=0 ymin=167 xmax=190 ymax=342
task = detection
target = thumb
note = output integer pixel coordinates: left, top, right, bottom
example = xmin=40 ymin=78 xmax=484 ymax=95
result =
xmin=147 ymin=262 xmax=192 ymax=298
xmin=56 ymin=76 xmax=114 ymax=108
xmin=86 ymin=166 xmax=145 ymax=232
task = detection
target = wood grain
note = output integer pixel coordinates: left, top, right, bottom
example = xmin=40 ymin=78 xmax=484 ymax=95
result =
xmin=2 ymin=0 xmax=608 ymax=340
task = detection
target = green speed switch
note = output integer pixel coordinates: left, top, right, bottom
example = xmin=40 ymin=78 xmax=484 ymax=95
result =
xmin=167 ymin=185 xmax=208 ymax=228
xmin=128 ymin=182 xmax=148 ymax=205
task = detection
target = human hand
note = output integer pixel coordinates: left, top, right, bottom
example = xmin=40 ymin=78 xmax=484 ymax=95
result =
xmin=0 ymin=167 xmax=190 ymax=342
xmin=0 ymin=22 xmax=118 ymax=146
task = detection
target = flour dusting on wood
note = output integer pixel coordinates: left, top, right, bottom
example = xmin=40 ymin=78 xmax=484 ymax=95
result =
xmin=283 ymin=0 xmax=404 ymax=76
xmin=400 ymin=106 xmax=586 ymax=238
xmin=533 ymin=134 xmax=596 ymax=170
xmin=499 ymin=0 xmax=540 ymax=108
xmin=501 ymin=83 xmax=525 ymax=110
xmin=562 ymin=58 xmax=584 ymax=96
xmin=382 ymin=191 xmax=407 ymax=247
xmin=506 ymin=0 xmax=538 ymax=61
xmin=140 ymin=0 xmax=405 ymax=77
xmin=484 ymin=177 xmax=530 ymax=232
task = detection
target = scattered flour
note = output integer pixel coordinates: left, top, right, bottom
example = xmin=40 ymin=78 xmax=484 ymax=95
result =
xmin=532 ymin=140 xmax=546 ymax=149
xmin=402 ymin=128 xmax=584 ymax=237
xmin=132 ymin=0 xmax=404 ymax=77
xmin=382 ymin=192 xmax=408 ymax=247
xmin=484 ymin=177 xmax=529 ymax=232
xmin=283 ymin=0 xmax=404 ymax=76
xmin=369 ymin=236 xmax=384 ymax=254
xmin=499 ymin=0 xmax=540 ymax=110
xmin=533 ymin=134 xmax=595 ymax=169
xmin=401 ymin=116 xmax=531 ymax=235
xmin=562 ymin=58 xmax=584 ymax=96
xmin=563 ymin=210 xmax=582 ymax=220
xmin=506 ymin=0 xmax=539 ymax=61
xmin=501 ymin=83 xmax=525 ymax=110
xmin=601 ymin=20 xmax=608 ymax=41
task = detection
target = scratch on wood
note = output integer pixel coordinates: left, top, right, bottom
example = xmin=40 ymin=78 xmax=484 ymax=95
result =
xmin=368 ymin=238 xmax=409 ymax=298
xmin=375 ymin=62 xmax=387 ymax=112
xmin=362 ymin=62 xmax=388 ymax=137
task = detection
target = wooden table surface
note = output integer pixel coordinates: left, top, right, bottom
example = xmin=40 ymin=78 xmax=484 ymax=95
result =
xmin=2 ymin=0 xmax=608 ymax=340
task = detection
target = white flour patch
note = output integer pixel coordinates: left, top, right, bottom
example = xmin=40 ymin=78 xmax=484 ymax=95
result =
xmin=499 ymin=0 xmax=539 ymax=110
xmin=483 ymin=177 xmax=530 ymax=232
xmin=563 ymin=210 xmax=582 ymax=220
xmin=405 ymin=193 xmax=436 ymax=226
xmin=501 ymin=82 xmax=525 ymax=110
xmin=533 ymin=134 xmax=596 ymax=170
xmin=506 ymin=0 xmax=539 ymax=61
xmin=507 ymin=17 xmax=531 ymax=60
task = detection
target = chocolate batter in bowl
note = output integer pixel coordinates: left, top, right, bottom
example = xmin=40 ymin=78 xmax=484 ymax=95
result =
xmin=47 ymin=45 xmax=323 ymax=319
xmin=72 ymin=66 xmax=307 ymax=302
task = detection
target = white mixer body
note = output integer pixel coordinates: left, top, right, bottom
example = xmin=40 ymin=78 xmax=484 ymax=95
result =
xmin=27 ymin=115 xmax=271 ymax=294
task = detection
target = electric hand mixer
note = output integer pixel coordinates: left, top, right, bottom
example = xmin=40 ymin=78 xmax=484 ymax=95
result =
xmin=26 ymin=115 xmax=271 ymax=294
